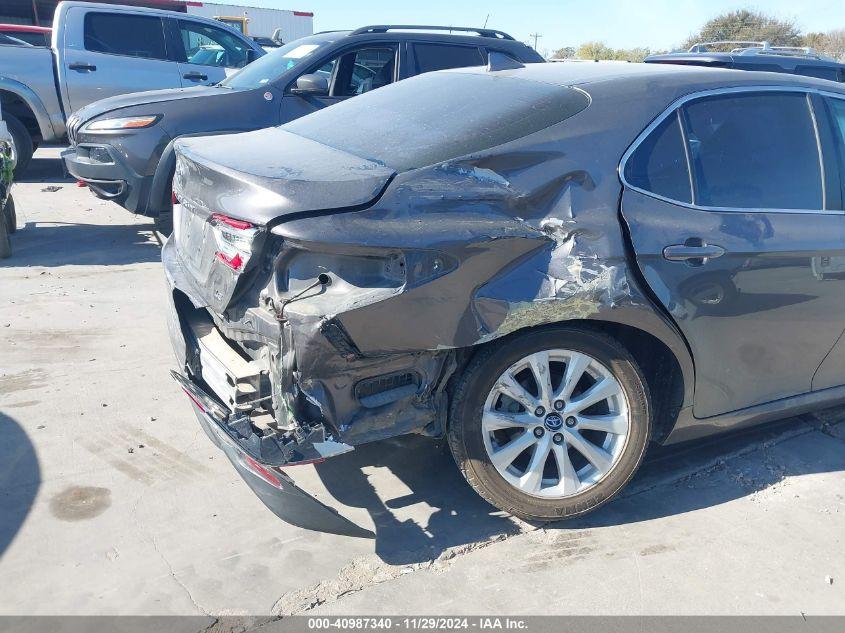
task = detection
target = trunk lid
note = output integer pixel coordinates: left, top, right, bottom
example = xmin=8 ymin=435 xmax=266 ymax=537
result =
xmin=171 ymin=127 xmax=395 ymax=310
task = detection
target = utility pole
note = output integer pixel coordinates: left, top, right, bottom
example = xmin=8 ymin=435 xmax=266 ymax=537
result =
xmin=530 ymin=32 xmax=542 ymax=50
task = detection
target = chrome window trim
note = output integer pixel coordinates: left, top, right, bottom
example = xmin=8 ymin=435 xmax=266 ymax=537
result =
xmin=618 ymin=84 xmax=845 ymax=215
xmin=676 ymin=108 xmax=696 ymax=205
xmin=806 ymin=92 xmax=827 ymax=210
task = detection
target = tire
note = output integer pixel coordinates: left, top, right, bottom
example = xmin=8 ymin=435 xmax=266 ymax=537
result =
xmin=5 ymin=113 xmax=34 ymax=176
xmin=154 ymin=209 xmax=173 ymax=237
xmin=4 ymin=195 xmax=16 ymax=234
xmin=0 ymin=206 xmax=10 ymax=259
xmin=448 ymin=325 xmax=651 ymax=522
xmin=152 ymin=172 xmax=174 ymax=236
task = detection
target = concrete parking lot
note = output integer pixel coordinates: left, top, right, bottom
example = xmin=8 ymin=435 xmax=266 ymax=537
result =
xmin=1 ymin=147 xmax=845 ymax=622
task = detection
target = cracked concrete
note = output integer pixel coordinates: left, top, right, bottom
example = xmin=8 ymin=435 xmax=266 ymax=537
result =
xmin=2 ymin=149 xmax=845 ymax=618
xmin=271 ymin=532 xmax=517 ymax=616
xmin=303 ymin=416 xmax=845 ymax=616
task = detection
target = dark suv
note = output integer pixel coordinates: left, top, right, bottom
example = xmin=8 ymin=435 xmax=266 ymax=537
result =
xmin=163 ymin=61 xmax=845 ymax=534
xmin=62 ymin=25 xmax=542 ymax=223
xmin=646 ymin=40 xmax=845 ymax=82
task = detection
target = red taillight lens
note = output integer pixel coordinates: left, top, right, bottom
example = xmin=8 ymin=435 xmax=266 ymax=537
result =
xmin=181 ymin=387 xmax=206 ymax=413
xmin=211 ymin=213 xmax=253 ymax=230
xmin=215 ymin=251 xmax=244 ymax=271
xmin=208 ymin=213 xmax=259 ymax=273
xmin=244 ymin=456 xmax=283 ymax=488
xmin=171 ymin=190 xmax=179 ymax=205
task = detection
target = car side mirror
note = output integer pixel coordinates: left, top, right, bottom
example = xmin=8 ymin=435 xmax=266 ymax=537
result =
xmin=291 ymin=73 xmax=328 ymax=96
xmin=246 ymin=49 xmax=260 ymax=64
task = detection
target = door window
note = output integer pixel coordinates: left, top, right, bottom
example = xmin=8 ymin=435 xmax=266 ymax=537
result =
xmin=178 ymin=21 xmax=250 ymax=68
xmin=413 ymin=43 xmax=484 ymax=73
xmin=332 ymin=47 xmax=396 ymax=97
xmin=84 ymin=13 xmax=167 ymax=60
xmin=682 ymin=92 xmax=823 ymax=210
xmin=624 ymin=113 xmax=692 ymax=203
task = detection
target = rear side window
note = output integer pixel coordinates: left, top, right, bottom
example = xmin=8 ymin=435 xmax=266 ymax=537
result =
xmin=413 ymin=43 xmax=484 ymax=74
xmin=795 ymin=65 xmax=842 ymax=82
xmin=825 ymin=97 xmax=845 ymax=197
xmin=178 ymin=20 xmax=250 ymax=68
xmin=84 ymin=13 xmax=167 ymax=60
xmin=624 ymin=113 xmax=691 ymax=203
xmin=683 ymin=92 xmax=823 ymax=210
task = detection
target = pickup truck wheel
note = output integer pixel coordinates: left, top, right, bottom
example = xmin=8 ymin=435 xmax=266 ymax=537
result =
xmin=448 ymin=326 xmax=651 ymax=522
xmin=6 ymin=114 xmax=33 ymax=176
xmin=4 ymin=195 xmax=16 ymax=233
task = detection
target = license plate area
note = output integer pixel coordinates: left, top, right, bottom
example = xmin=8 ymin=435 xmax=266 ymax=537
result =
xmin=174 ymin=202 xmax=216 ymax=285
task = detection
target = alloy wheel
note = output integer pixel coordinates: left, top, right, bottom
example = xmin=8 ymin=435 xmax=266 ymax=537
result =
xmin=481 ymin=349 xmax=630 ymax=498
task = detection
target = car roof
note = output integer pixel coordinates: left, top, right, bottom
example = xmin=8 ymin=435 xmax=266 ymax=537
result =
xmin=312 ymin=27 xmax=533 ymax=49
xmin=449 ymin=60 xmax=845 ymax=93
xmin=57 ymin=1 xmax=250 ymax=33
xmin=646 ymin=51 xmax=845 ymax=70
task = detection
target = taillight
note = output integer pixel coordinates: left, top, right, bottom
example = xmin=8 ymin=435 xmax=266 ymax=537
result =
xmin=243 ymin=456 xmax=283 ymax=488
xmin=209 ymin=213 xmax=258 ymax=272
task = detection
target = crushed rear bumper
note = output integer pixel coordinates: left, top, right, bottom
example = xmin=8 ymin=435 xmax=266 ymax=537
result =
xmin=172 ymin=370 xmax=371 ymax=538
xmin=163 ymin=237 xmax=371 ymax=537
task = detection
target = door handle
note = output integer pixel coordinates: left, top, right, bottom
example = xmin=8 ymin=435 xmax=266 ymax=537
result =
xmin=69 ymin=62 xmax=96 ymax=71
xmin=183 ymin=72 xmax=208 ymax=81
xmin=663 ymin=242 xmax=726 ymax=262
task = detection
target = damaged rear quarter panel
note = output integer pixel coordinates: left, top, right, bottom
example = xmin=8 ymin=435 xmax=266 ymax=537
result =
xmin=274 ymin=81 xmax=681 ymax=345
xmin=185 ymin=74 xmax=709 ymax=450
xmin=272 ymin=79 xmax=698 ymax=438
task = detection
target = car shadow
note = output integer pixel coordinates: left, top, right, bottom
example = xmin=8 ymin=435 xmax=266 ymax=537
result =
xmin=314 ymin=412 xmax=844 ymax=565
xmin=563 ymin=411 xmax=844 ymax=531
xmin=314 ymin=435 xmax=521 ymax=565
xmin=0 ymin=220 xmax=161 ymax=268
xmin=15 ymin=153 xmax=74 ymax=185
xmin=0 ymin=412 xmax=41 ymax=558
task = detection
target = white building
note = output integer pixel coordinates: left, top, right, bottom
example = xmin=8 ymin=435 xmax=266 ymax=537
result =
xmin=186 ymin=2 xmax=313 ymax=41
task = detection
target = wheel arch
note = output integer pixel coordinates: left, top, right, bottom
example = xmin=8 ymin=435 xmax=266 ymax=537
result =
xmin=147 ymin=129 xmax=253 ymax=216
xmin=448 ymin=314 xmax=693 ymax=445
xmin=0 ymin=83 xmax=53 ymax=143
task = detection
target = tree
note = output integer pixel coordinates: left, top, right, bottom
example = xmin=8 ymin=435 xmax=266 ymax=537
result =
xmin=551 ymin=46 xmax=576 ymax=60
xmin=616 ymin=47 xmax=652 ymax=63
xmin=683 ymin=9 xmax=802 ymax=50
xmin=823 ymin=29 xmax=845 ymax=60
xmin=574 ymin=42 xmax=652 ymax=62
xmin=576 ymin=41 xmax=616 ymax=60
xmin=804 ymin=29 xmax=845 ymax=61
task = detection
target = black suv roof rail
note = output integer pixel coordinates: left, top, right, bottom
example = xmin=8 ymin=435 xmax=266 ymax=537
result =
xmin=349 ymin=25 xmax=516 ymax=40
xmin=688 ymin=40 xmax=834 ymax=61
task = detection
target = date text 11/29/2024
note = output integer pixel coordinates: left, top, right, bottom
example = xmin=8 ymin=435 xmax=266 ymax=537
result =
xmin=307 ymin=618 xmax=529 ymax=630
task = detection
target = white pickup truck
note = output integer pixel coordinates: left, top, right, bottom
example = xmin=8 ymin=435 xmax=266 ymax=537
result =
xmin=0 ymin=1 xmax=263 ymax=172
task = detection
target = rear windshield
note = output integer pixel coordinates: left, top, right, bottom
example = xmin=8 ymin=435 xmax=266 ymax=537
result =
xmin=283 ymin=72 xmax=590 ymax=171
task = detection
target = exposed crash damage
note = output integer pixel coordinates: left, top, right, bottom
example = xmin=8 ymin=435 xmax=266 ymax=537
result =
xmin=163 ymin=65 xmax=697 ymax=533
xmin=164 ymin=62 xmax=844 ymax=532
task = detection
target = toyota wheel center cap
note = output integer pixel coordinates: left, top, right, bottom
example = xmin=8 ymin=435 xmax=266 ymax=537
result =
xmin=544 ymin=413 xmax=563 ymax=431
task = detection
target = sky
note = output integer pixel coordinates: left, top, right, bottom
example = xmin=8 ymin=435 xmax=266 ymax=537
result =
xmin=235 ymin=0 xmax=844 ymax=54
